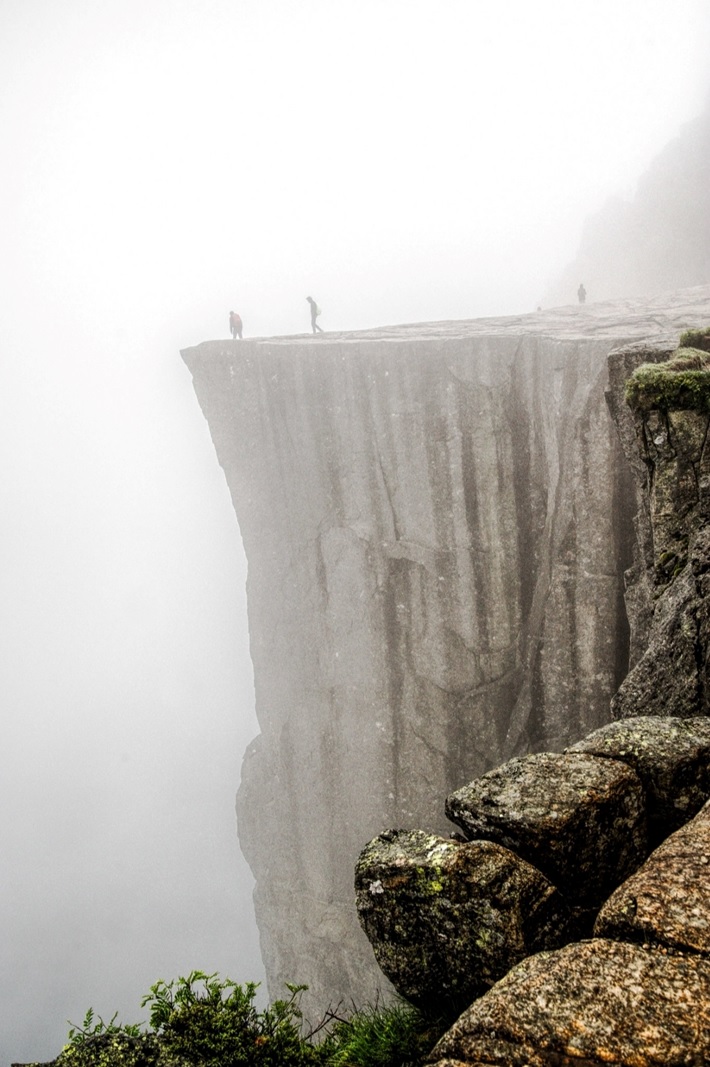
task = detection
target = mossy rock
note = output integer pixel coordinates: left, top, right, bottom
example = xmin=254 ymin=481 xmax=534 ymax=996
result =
xmin=625 ymin=347 xmax=710 ymax=413
xmin=679 ymin=326 xmax=710 ymax=353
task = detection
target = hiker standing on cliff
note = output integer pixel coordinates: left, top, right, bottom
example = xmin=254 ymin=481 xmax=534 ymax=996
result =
xmin=306 ymin=296 xmax=323 ymax=334
xmin=577 ymin=283 xmax=586 ymax=305
xmin=229 ymin=311 xmax=243 ymax=339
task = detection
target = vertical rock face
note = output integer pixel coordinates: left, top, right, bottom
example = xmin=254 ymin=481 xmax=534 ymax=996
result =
xmin=606 ymin=321 xmax=710 ymax=720
xmin=182 ymin=288 xmax=710 ymax=1012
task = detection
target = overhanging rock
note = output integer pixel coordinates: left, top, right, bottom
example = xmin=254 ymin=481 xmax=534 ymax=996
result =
xmin=183 ymin=285 xmax=710 ymax=1011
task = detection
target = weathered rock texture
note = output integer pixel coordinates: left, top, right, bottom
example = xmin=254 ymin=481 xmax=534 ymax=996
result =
xmin=571 ymin=715 xmax=710 ymax=843
xmin=182 ymin=286 xmax=710 ymax=1010
xmin=350 ymin=713 xmax=710 ymax=1064
xmin=355 ymin=829 xmax=570 ymax=1016
xmin=607 ymin=329 xmax=710 ymax=721
xmin=445 ymin=752 xmax=647 ymax=908
xmin=430 ymin=939 xmax=710 ymax=1067
xmin=595 ymin=799 xmax=710 ymax=955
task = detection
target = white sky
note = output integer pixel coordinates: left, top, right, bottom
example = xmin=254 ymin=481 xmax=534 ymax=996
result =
xmin=1 ymin=1 xmax=709 ymax=1061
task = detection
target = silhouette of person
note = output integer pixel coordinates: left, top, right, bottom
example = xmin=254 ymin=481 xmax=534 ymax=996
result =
xmin=229 ymin=311 xmax=243 ymax=339
xmin=577 ymin=283 xmax=587 ymax=305
xmin=306 ymin=296 xmax=323 ymax=334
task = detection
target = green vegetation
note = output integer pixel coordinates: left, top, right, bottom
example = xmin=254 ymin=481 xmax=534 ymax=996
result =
xmin=625 ymin=345 xmax=710 ymax=414
xmin=679 ymin=326 xmax=710 ymax=353
xmin=46 ymin=972 xmax=441 ymax=1067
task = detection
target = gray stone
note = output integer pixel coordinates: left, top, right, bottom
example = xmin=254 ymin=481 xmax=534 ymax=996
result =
xmin=183 ymin=286 xmax=710 ymax=1010
xmin=355 ymin=829 xmax=570 ymax=1017
xmin=570 ymin=715 xmax=710 ymax=842
xmin=594 ymin=800 xmax=710 ymax=955
xmin=612 ymin=526 xmax=710 ymax=721
xmin=430 ymin=939 xmax=710 ymax=1067
xmin=445 ymin=752 xmax=647 ymax=907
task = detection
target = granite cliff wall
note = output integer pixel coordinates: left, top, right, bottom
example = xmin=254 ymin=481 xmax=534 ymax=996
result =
xmin=182 ymin=286 xmax=710 ymax=1012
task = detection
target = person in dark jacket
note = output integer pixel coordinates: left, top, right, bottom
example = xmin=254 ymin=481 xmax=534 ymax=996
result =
xmin=229 ymin=311 xmax=243 ymax=339
xmin=577 ymin=283 xmax=586 ymax=305
xmin=306 ymin=296 xmax=323 ymax=334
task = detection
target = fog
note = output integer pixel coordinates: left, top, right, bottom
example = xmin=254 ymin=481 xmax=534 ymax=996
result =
xmin=1 ymin=1 xmax=709 ymax=1061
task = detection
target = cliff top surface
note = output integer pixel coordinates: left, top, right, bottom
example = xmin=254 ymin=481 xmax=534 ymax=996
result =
xmin=183 ymin=285 xmax=710 ymax=360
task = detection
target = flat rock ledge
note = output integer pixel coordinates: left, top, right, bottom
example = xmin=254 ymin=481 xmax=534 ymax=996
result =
xmin=429 ymin=939 xmax=710 ymax=1067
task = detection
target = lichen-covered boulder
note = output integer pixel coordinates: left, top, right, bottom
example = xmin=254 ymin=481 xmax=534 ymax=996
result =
xmin=445 ymin=752 xmax=646 ymax=907
xmin=595 ymin=799 xmax=710 ymax=955
xmin=354 ymin=829 xmax=571 ymax=1017
xmin=429 ymin=939 xmax=710 ymax=1067
xmin=570 ymin=715 xmax=710 ymax=842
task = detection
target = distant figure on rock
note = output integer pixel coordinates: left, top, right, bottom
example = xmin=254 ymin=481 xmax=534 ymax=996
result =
xmin=229 ymin=311 xmax=243 ymax=339
xmin=306 ymin=296 xmax=323 ymax=334
xmin=577 ymin=283 xmax=587 ymax=305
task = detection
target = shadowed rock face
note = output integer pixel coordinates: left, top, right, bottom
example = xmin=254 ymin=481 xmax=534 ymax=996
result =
xmin=182 ymin=286 xmax=710 ymax=1012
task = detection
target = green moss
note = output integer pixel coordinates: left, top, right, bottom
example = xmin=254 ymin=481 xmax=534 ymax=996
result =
xmin=679 ymin=326 xmax=710 ymax=353
xmin=625 ymin=347 xmax=710 ymax=413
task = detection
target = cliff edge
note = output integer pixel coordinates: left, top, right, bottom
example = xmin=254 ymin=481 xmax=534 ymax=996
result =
xmin=182 ymin=285 xmax=710 ymax=1012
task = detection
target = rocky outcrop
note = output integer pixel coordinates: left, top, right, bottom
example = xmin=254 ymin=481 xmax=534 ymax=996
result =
xmin=571 ymin=715 xmax=710 ymax=844
xmin=354 ymin=718 xmax=710 ymax=1064
xmin=608 ymin=329 xmax=710 ymax=720
xmin=356 ymin=717 xmax=710 ymax=1016
xmin=355 ymin=326 xmax=710 ymax=1063
xmin=182 ymin=287 xmax=710 ymax=1012
xmin=445 ymin=752 xmax=646 ymax=909
xmin=595 ymin=799 xmax=710 ymax=954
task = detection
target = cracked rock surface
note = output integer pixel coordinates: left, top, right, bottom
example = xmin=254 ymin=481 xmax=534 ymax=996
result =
xmin=570 ymin=714 xmax=710 ymax=842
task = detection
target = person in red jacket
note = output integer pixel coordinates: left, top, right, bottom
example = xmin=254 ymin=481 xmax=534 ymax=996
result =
xmin=229 ymin=311 xmax=243 ymax=339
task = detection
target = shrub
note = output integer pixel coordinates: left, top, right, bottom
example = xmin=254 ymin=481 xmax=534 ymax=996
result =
xmin=141 ymin=971 xmax=322 ymax=1066
xmin=50 ymin=974 xmax=440 ymax=1067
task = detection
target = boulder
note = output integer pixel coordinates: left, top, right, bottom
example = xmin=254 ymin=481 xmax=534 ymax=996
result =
xmin=594 ymin=800 xmax=710 ymax=955
xmin=445 ymin=752 xmax=646 ymax=907
xmin=354 ymin=829 xmax=570 ymax=1017
xmin=570 ymin=714 xmax=710 ymax=842
xmin=430 ymin=939 xmax=710 ymax=1067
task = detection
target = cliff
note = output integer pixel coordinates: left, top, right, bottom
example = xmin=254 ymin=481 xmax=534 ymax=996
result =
xmin=182 ymin=285 xmax=710 ymax=1012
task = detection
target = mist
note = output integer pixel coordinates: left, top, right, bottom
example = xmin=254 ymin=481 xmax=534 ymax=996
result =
xmin=2 ymin=0 xmax=710 ymax=1061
